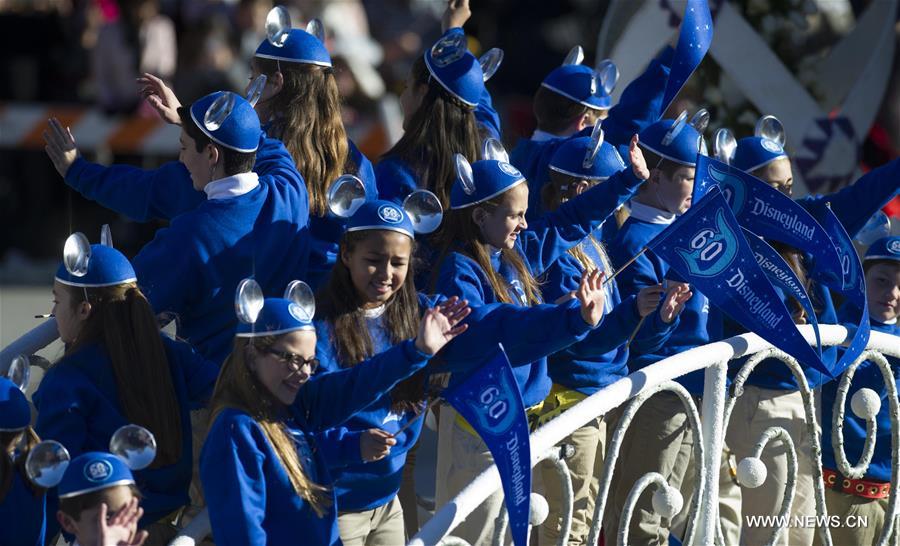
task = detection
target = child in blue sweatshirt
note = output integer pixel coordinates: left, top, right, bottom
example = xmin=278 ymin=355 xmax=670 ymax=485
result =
xmin=375 ymin=1 xmax=502 ymax=209
xmin=508 ymin=42 xmax=674 ymax=222
xmin=429 ymin=138 xmax=648 ymax=544
xmin=604 ymin=114 xmax=747 ymax=545
xmin=818 ymin=236 xmax=900 ymax=546
xmin=721 ymin=127 xmax=900 ymax=546
xmin=0 ymin=377 xmax=48 ymax=546
xmin=200 ymin=285 xmax=470 ymax=546
xmin=536 ymin=132 xmax=691 ymax=544
xmin=43 ymin=92 xmax=311 ymax=366
xmin=32 ymin=239 xmax=219 ymax=544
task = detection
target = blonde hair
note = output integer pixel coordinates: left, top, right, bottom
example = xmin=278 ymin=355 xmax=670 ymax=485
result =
xmin=542 ymin=170 xmax=615 ymax=274
xmin=209 ymin=336 xmax=331 ymax=516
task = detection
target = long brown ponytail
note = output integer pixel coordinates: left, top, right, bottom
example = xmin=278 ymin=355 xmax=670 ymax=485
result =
xmin=0 ymin=428 xmax=41 ymax=500
xmin=64 ymin=283 xmax=183 ymax=468
xmin=254 ymin=58 xmax=353 ymax=217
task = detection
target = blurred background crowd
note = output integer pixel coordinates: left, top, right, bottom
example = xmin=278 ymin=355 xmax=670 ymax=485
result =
xmin=0 ymin=0 xmax=898 ymax=281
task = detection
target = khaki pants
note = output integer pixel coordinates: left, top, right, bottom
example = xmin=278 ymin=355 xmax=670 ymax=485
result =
xmin=726 ymin=386 xmax=818 ymax=546
xmin=604 ymin=392 xmax=696 ymax=546
xmin=338 ymin=496 xmax=405 ymax=546
xmin=435 ymin=405 xmax=509 ymax=545
xmin=539 ymin=414 xmax=607 ymax=546
xmin=671 ymin=446 xmax=743 ymax=546
xmin=813 ymin=489 xmax=899 ymax=546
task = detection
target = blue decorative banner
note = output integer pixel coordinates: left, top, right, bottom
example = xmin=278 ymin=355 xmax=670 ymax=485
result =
xmin=647 ymin=187 xmax=832 ymax=377
xmin=808 ymin=205 xmax=871 ymax=376
xmin=661 ymin=0 xmax=713 ymax=113
xmin=441 ymin=344 xmax=531 ymax=546
xmin=693 ymin=154 xmax=844 ymax=288
xmin=741 ymin=227 xmax=822 ymax=356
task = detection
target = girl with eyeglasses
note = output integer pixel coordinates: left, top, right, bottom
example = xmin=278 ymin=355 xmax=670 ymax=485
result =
xmin=200 ymin=289 xmax=470 ymax=545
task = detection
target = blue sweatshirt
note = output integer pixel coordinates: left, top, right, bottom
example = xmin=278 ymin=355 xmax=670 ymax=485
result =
xmin=32 ymin=335 xmax=218 ymax=526
xmin=200 ymin=339 xmax=432 ymax=546
xmin=307 ymin=140 xmax=377 ymax=289
xmin=609 ymin=205 xmax=708 ymax=395
xmin=718 ymin=159 xmax=899 ymax=390
xmin=63 ymin=134 xmax=312 ymax=365
xmin=374 ymin=90 xmax=500 ymax=206
xmin=0 ymin=470 xmax=46 ymax=546
xmin=541 ymin=230 xmax=676 ymax=395
xmin=821 ymin=308 xmax=899 ymax=482
xmin=510 ymin=46 xmax=674 ymax=222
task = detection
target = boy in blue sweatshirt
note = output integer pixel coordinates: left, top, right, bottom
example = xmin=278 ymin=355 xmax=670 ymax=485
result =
xmin=606 ymin=115 xmax=743 ymax=545
xmin=819 ymin=236 xmax=900 ymax=546
xmin=43 ymin=93 xmax=311 ymax=366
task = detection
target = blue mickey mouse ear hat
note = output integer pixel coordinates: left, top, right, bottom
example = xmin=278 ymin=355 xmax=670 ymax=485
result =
xmin=450 ymin=142 xmax=527 ymax=210
xmin=864 ymin=235 xmax=900 ymax=263
xmin=732 ymin=115 xmax=788 ymax=172
xmin=55 ymin=232 xmax=137 ymax=288
xmin=638 ymin=108 xmax=710 ymax=167
xmin=540 ymin=46 xmax=619 ymax=110
xmin=0 ymin=377 xmax=30 ymax=432
xmin=26 ymin=425 xmax=156 ymax=493
xmin=424 ymin=27 xmax=503 ymax=107
xmin=255 ymin=6 xmax=332 ymax=68
xmin=189 ymin=91 xmax=261 ymax=153
xmin=234 ymin=278 xmax=316 ymax=337
xmin=549 ymin=120 xmax=626 ymax=181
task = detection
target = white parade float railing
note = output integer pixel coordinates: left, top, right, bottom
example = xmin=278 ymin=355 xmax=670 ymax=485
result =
xmin=4 ymin=324 xmax=899 ymax=546
xmin=409 ymin=325 xmax=900 ymax=546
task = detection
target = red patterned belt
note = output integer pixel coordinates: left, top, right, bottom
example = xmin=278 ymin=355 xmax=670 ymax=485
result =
xmin=823 ymin=468 xmax=890 ymax=500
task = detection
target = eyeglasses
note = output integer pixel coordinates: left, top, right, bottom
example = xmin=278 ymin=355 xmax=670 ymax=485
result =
xmin=259 ymin=346 xmax=319 ymax=375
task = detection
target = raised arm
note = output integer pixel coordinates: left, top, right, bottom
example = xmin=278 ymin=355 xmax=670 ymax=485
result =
xmin=521 ymin=139 xmax=648 ymax=275
xmin=604 ymin=46 xmax=675 ymax=151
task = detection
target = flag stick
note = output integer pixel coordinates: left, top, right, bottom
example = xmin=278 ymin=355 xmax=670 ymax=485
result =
xmin=603 ymin=247 xmax=648 ymax=286
xmin=624 ymin=315 xmax=648 ymax=349
xmin=391 ymin=397 xmax=442 ymax=438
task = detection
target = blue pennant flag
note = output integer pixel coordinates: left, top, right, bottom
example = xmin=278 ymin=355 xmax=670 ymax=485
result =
xmin=808 ymin=205 xmax=871 ymax=376
xmin=441 ymin=344 xmax=531 ymax=546
xmin=647 ymin=187 xmax=832 ymax=377
xmin=742 ymin=227 xmax=822 ymax=356
xmin=661 ymin=0 xmax=713 ymax=113
xmin=693 ymin=154 xmax=844 ymax=288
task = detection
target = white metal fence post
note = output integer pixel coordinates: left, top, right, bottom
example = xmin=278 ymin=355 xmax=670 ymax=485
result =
xmin=694 ymin=360 xmax=728 ymax=546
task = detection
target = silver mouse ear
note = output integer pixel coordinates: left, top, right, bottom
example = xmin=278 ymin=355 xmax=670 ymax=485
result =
xmin=583 ymin=119 xmax=605 ymax=169
xmin=25 ymin=440 xmax=70 ymax=488
xmin=100 ymin=225 xmax=113 ymax=248
xmin=755 ymin=115 xmax=786 ymax=148
xmin=689 ymin=108 xmax=710 ymax=134
xmin=714 ymin=128 xmax=737 ymax=165
xmin=204 ymin=93 xmax=236 ymax=132
xmin=7 ymin=355 xmax=30 ymax=392
xmin=595 ymin=59 xmax=619 ymax=96
xmin=326 ymin=174 xmax=367 ymax=218
xmin=306 ymin=18 xmax=325 ymax=43
xmin=63 ymin=232 xmax=91 ymax=277
xmin=110 ymin=425 xmax=156 ymax=471
xmin=661 ymin=110 xmax=689 ymax=147
xmin=266 ymin=6 xmax=292 ymax=47
xmin=482 ymin=138 xmax=509 ymax=163
xmin=454 ymin=153 xmax=475 ymax=196
xmin=479 ymin=48 xmax=504 ymax=82
xmin=246 ymin=74 xmax=268 ymax=107
xmin=235 ymin=278 xmax=264 ymax=324
xmin=403 ymin=190 xmax=443 ymax=235
xmin=430 ymin=32 xmax=467 ymax=68
xmin=562 ymin=45 xmax=584 ymax=66
xmin=855 ymin=210 xmax=892 ymax=246
xmin=283 ymin=280 xmax=315 ymax=321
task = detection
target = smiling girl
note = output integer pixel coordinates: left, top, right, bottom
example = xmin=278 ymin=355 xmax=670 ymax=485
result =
xmin=200 ymin=284 xmax=469 ymax=545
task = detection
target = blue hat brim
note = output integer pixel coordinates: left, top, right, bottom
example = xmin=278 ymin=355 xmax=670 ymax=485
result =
xmin=540 ymin=82 xmax=609 ymax=110
xmin=450 ymin=177 xmax=526 ymax=210
xmin=189 ymin=107 xmax=259 ymax=154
